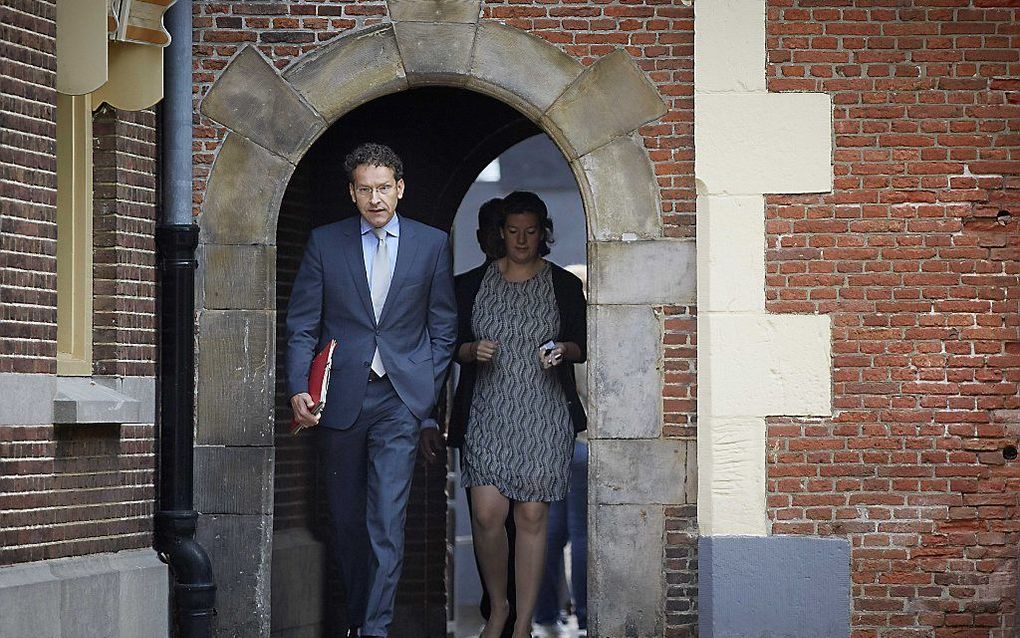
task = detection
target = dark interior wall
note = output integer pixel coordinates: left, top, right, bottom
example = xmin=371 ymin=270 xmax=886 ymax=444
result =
xmin=279 ymin=87 xmax=542 ymax=230
xmin=272 ymin=86 xmax=545 ymax=636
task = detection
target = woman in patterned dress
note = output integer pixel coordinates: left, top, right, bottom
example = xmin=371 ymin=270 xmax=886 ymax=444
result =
xmin=450 ymin=191 xmax=587 ymax=638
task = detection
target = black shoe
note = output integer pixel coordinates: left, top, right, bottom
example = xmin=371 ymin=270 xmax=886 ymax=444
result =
xmin=346 ymin=627 xmax=360 ymax=638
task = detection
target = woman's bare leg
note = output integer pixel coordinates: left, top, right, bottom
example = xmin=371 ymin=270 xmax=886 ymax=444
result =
xmin=470 ymin=486 xmax=512 ymax=638
xmin=512 ymin=500 xmax=550 ymax=638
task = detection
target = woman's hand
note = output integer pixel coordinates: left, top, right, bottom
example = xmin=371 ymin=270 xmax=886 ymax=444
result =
xmin=539 ymin=342 xmax=566 ymax=369
xmin=461 ymin=339 xmax=498 ymax=363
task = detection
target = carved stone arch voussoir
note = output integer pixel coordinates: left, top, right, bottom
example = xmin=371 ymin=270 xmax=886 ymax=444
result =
xmin=200 ymin=18 xmax=670 ymax=244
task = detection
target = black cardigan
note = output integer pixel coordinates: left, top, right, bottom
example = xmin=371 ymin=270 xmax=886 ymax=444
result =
xmin=447 ymin=260 xmax=587 ymax=448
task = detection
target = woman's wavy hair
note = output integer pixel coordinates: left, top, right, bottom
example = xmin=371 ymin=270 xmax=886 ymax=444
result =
xmin=498 ymin=190 xmax=555 ymax=258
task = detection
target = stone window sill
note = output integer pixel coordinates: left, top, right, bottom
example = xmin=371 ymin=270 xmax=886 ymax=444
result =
xmin=53 ymin=377 xmax=148 ymax=425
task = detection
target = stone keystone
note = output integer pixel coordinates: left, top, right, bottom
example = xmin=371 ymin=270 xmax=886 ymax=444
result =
xmin=393 ymin=21 xmax=477 ymax=85
xmin=387 ymin=0 xmax=481 ymax=23
xmin=201 ymin=46 xmax=326 ymax=163
xmin=544 ymin=49 xmax=669 ymax=160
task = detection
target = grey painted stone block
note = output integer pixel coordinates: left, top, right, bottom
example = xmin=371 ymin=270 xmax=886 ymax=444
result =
xmin=50 ymin=558 xmax=122 ymax=638
xmin=545 ymin=49 xmax=669 ymax=159
xmin=201 ymin=46 xmax=326 ymax=163
xmin=53 ymin=377 xmax=142 ymax=424
xmin=388 ymin=0 xmax=480 ymax=23
xmin=591 ymin=439 xmax=693 ymax=505
xmin=108 ymin=551 xmax=170 ymax=638
xmin=467 ymin=21 xmax=583 ymax=119
xmin=196 ymin=309 xmax=275 ymax=445
xmin=394 ymin=21 xmax=476 ymax=85
xmin=590 ymin=504 xmax=664 ymax=638
xmin=199 ymin=244 xmax=276 ymax=311
xmin=271 ymin=527 xmax=325 ymax=634
xmin=284 ymin=25 xmax=407 ymax=124
xmin=198 ymin=513 xmax=273 ymax=638
xmin=700 ymin=535 xmax=850 ymax=638
xmin=576 ymin=135 xmax=661 ymax=240
xmin=0 ymin=373 xmax=55 ymax=425
xmin=0 ymin=549 xmax=167 ymax=638
xmin=105 ymin=376 xmax=156 ymax=423
xmin=0 ymin=563 xmax=61 ymax=638
xmin=589 ymin=240 xmax=696 ymax=305
xmin=201 ymin=132 xmax=295 ymax=246
xmin=195 ymin=445 xmax=275 ymax=515
xmin=588 ymin=305 xmax=662 ymax=439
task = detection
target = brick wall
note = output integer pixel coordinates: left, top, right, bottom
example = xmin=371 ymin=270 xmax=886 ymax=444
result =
xmin=92 ymin=106 xmax=158 ymax=377
xmin=0 ymin=3 xmax=158 ymax=567
xmin=0 ymin=0 xmax=57 ymax=374
xmin=765 ymin=2 xmax=1020 ymax=636
xmin=0 ymin=102 xmax=159 ymax=565
xmin=664 ymin=504 xmax=698 ymax=638
xmin=0 ymin=422 xmax=156 ymax=564
xmin=274 ymin=153 xmax=318 ymax=532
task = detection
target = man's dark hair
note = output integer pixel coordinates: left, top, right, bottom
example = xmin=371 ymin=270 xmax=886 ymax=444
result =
xmin=500 ymin=190 xmax=554 ymax=257
xmin=343 ymin=142 xmax=404 ymax=182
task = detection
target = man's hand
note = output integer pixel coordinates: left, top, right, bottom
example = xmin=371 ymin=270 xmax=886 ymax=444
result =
xmin=473 ymin=339 xmax=499 ymax=363
xmin=419 ymin=427 xmax=445 ymax=464
xmin=290 ymin=392 xmax=321 ymax=428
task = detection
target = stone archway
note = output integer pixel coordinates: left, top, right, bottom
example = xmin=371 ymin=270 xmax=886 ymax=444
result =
xmin=194 ymin=5 xmax=697 ymax=636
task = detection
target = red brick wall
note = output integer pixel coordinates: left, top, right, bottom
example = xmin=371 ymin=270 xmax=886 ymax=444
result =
xmin=0 ymin=0 xmax=57 ymax=374
xmin=93 ymin=106 xmax=158 ymax=377
xmin=479 ymin=0 xmax=695 ymax=238
xmin=0 ymin=3 xmax=158 ymax=566
xmin=0 ymin=422 xmax=156 ymax=564
xmin=765 ymin=2 xmax=1020 ymax=636
xmin=274 ymin=157 xmax=318 ymax=532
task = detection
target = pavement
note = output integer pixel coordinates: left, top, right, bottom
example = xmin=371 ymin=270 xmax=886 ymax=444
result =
xmin=457 ymin=608 xmax=586 ymax=638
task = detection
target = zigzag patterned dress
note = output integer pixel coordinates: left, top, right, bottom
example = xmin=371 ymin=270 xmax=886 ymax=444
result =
xmin=462 ymin=261 xmax=573 ymax=502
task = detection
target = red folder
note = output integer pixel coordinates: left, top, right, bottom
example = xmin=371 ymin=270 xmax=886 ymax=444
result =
xmin=290 ymin=339 xmax=337 ymax=435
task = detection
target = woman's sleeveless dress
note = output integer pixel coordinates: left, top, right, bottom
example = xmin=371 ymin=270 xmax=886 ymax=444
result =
xmin=461 ymin=261 xmax=573 ymax=502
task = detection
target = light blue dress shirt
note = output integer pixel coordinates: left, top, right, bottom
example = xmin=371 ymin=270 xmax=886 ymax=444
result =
xmin=360 ymin=213 xmax=400 ymax=284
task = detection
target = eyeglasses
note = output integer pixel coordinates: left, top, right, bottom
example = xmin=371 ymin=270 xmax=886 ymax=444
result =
xmin=354 ymin=184 xmax=395 ymax=198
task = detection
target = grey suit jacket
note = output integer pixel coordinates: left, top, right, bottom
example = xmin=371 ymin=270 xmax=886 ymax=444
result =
xmin=285 ymin=215 xmax=457 ymax=429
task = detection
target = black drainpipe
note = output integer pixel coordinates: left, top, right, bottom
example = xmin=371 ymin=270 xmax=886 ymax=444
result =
xmin=153 ymin=0 xmax=216 ymax=635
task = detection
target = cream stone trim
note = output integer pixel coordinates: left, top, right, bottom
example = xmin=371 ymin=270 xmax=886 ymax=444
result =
xmin=56 ymin=0 xmax=108 ymax=95
xmin=695 ymin=0 xmax=834 ymax=536
xmin=56 ymin=0 xmax=168 ymax=107
xmin=92 ymin=41 xmax=165 ymax=111
xmin=56 ymin=92 xmax=94 ymax=377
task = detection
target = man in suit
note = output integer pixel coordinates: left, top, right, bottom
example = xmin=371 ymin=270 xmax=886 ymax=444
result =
xmin=286 ymin=142 xmax=456 ymax=638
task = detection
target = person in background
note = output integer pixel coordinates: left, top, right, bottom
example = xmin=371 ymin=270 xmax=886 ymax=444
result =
xmin=451 ymin=191 xmax=587 ymax=638
xmin=448 ymin=197 xmax=518 ymax=638
xmin=534 ymin=264 xmax=588 ymax=638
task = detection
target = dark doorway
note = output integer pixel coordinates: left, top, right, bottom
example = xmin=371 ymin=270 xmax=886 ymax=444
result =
xmin=272 ymin=87 xmax=559 ymax=637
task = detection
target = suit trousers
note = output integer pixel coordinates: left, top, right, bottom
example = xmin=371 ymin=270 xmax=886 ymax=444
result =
xmin=318 ymin=377 xmax=419 ymax=637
